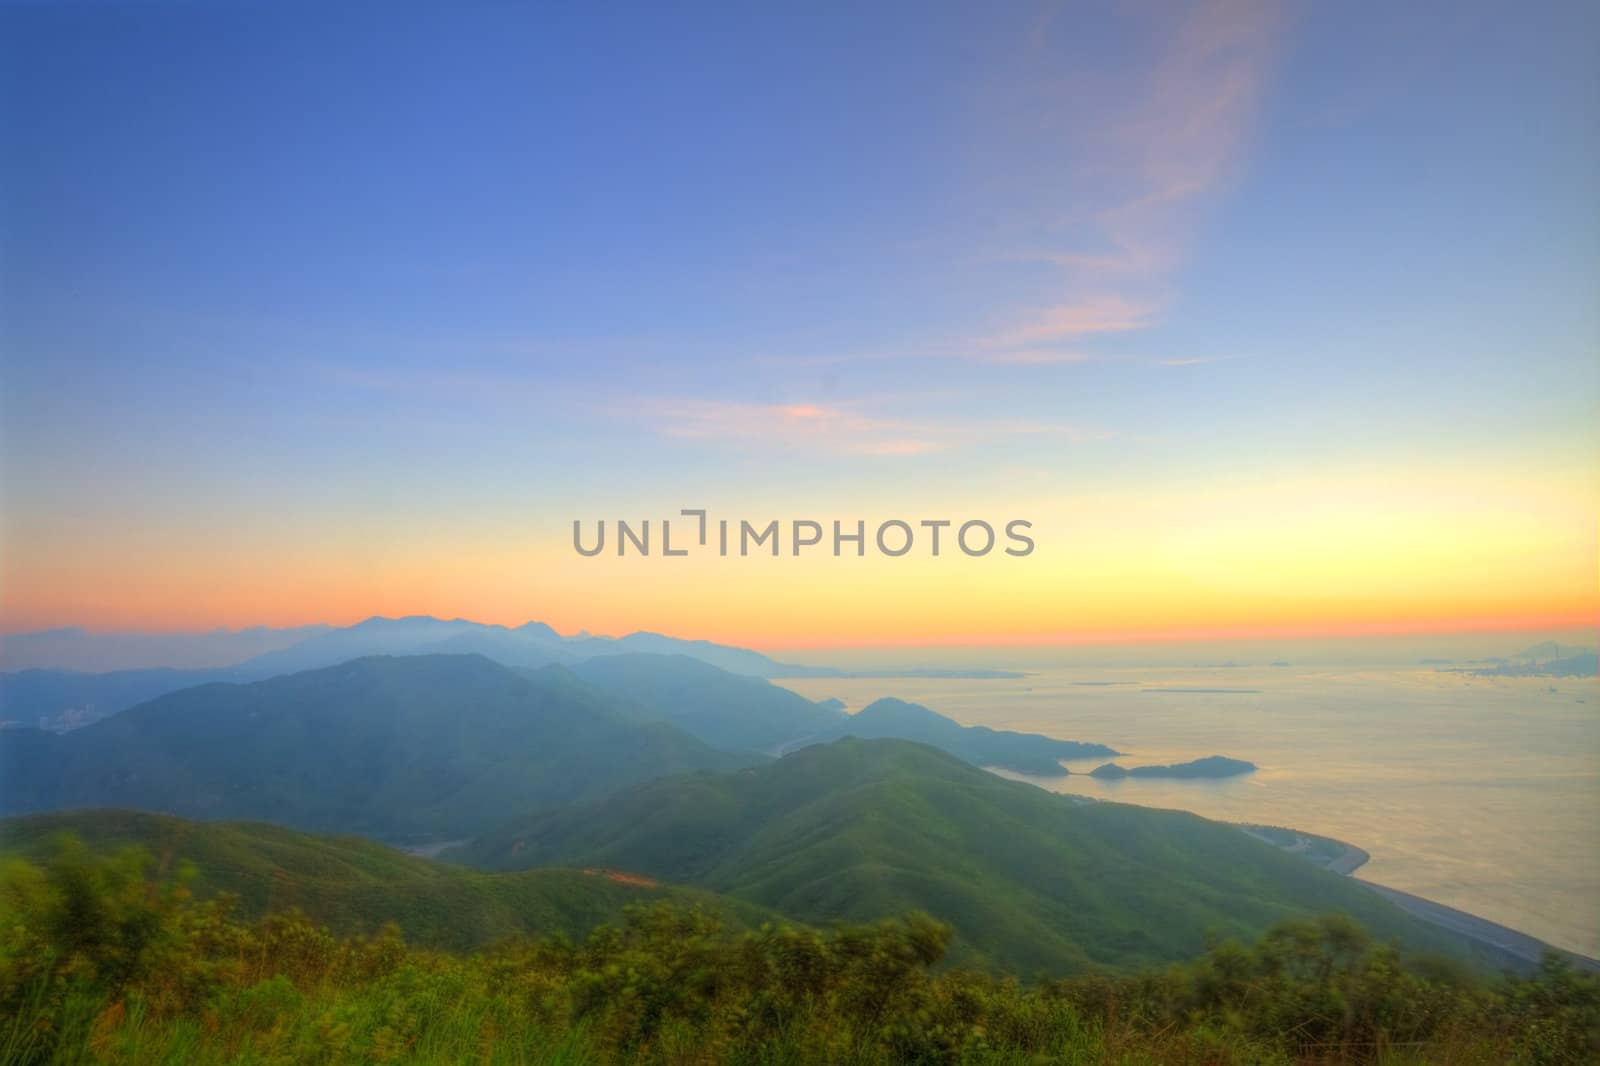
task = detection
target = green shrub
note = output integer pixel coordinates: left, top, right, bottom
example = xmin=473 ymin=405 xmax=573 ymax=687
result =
xmin=2 ymin=839 xmax=1596 ymax=1064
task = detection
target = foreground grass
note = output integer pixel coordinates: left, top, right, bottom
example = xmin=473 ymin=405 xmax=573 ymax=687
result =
xmin=2 ymin=841 xmax=1596 ymax=1064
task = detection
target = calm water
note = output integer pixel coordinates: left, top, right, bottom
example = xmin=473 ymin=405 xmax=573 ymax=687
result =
xmin=780 ymin=666 xmax=1600 ymax=956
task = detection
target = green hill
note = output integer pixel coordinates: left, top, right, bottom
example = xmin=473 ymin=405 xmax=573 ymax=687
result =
xmin=0 ymin=655 xmax=753 ymax=838
xmin=8 ymin=845 xmax=1596 ymax=1066
xmin=569 ymin=652 xmax=846 ymax=752
xmin=456 ymin=738 xmax=1469 ymax=975
xmin=0 ymin=809 xmax=774 ymax=951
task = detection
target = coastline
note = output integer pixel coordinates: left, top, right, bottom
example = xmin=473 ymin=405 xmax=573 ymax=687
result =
xmin=1245 ymin=824 xmax=1599 ymax=974
xmin=1359 ymin=879 xmax=1599 ymax=974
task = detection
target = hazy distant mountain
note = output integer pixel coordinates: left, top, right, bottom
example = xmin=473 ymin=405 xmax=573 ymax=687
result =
xmin=1472 ymin=642 xmax=1599 ymax=677
xmin=788 ymin=696 xmax=1118 ymax=774
xmin=1512 ymin=641 xmax=1593 ymax=662
xmin=559 ymin=631 xmax=791 ymax=676
xmin=232 ymin=616 xmax=567 ymax=677
xmin=561 ymin=634 xmax=1024 ymax=679
xmin=1 ymin=616 xmax=1044 ymax=733
xmin=456 ymin=738 xmax=1464 ymax=974
xmin=125 ymin=615 xmax=834 ymax=680
xmin=1 ymin=616 xmax=837 ymax=732
xmin=0 ymin=666 xmax=238 ymax=731
xmin=570 ymin=653 xmax=847 ymax=752
xmin=0 ymin=624 xmax=329 ymax=672
xmin=0 ymin=654 xmax=752 ymax=837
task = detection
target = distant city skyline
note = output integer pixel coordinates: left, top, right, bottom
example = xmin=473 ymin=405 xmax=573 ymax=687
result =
xmin=2 ymin=1 xmax=1595 ymax=644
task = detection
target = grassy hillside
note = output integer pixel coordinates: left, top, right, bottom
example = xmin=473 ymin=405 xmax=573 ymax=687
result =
xmin=5 ymin=843 xmax=1595 ymax=1064
xmin=570 ymin=653 xmax=845 ymax=752
xmin=0 ymin=655 xmax=753 ymax=837
xmin=790 ymin=695 xmax=1118 ymax=772
xmin=457 ymin=738 xmax=1473 ymax=975
xmin=0 ymin=810 xmax=773 ymax=951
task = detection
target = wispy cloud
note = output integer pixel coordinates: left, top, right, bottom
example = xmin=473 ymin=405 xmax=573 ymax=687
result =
xmin=748 ymin=343 xmax=1106 ymax=369
xmin=747 ymin=2 xmax=1287 ymax=371
xmin=611 ymin=398 xmax=933 ymax=456
xmin=614 ymin=397 xmax=1109 ymax=457
xmin=1153 ymin=353 xmax=1246 ymax=368
xmin=981 ymin=0 xmax=1286 ymax=359
xmin=980 ymin=347 xmax=1102 ymax=366
xmin=981 ymin=295 xmax=1157 ymax=348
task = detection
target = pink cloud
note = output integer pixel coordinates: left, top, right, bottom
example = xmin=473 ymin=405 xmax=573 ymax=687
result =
xmin=983 ymin=295 xmax=1157 ymax=348
xmin=982 ymin=0 xmax=1286 ymax=358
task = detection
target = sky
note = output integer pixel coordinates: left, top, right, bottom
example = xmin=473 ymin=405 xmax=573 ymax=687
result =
xmin=1 ymin=0 xmax=1596 ymax=648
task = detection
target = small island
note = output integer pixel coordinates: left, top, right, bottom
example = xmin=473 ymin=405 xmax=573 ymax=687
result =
xmin=1089 ymin=755 xmax=1256 ymax=780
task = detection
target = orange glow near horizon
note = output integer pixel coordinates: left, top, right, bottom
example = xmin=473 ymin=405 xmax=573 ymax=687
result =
xmin=2 ymin=549 xmax=1593 ymax=649
xmin=1 ymin=607 xmax=1595 ymax=656
xmin=3 ymin=463 xmax=1595 ymax=649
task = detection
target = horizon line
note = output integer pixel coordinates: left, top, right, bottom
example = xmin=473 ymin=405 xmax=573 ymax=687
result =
xmin=2 ymin=611 xmax=1595 ymax=650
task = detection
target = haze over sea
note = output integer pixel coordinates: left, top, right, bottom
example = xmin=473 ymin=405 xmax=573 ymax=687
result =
xmin=778 ymin=638 xmax=1600 ymax=958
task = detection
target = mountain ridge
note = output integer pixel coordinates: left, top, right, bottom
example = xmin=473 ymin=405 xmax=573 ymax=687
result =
xmin=0 ymin=654 xmax=753 ymax=837
xmin=785 ymin=696 xmax=1118 ymax=774
xmin=453 ymin=737 xmax=1474 ymax=974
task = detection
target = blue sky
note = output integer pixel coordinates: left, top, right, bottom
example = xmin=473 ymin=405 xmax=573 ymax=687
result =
xmin=1 ymin=1 xmax=1595 ymax=639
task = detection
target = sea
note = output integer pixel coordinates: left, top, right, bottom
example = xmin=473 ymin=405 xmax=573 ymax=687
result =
xmin=777 ymin=654 xmax=1600 ymax=957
